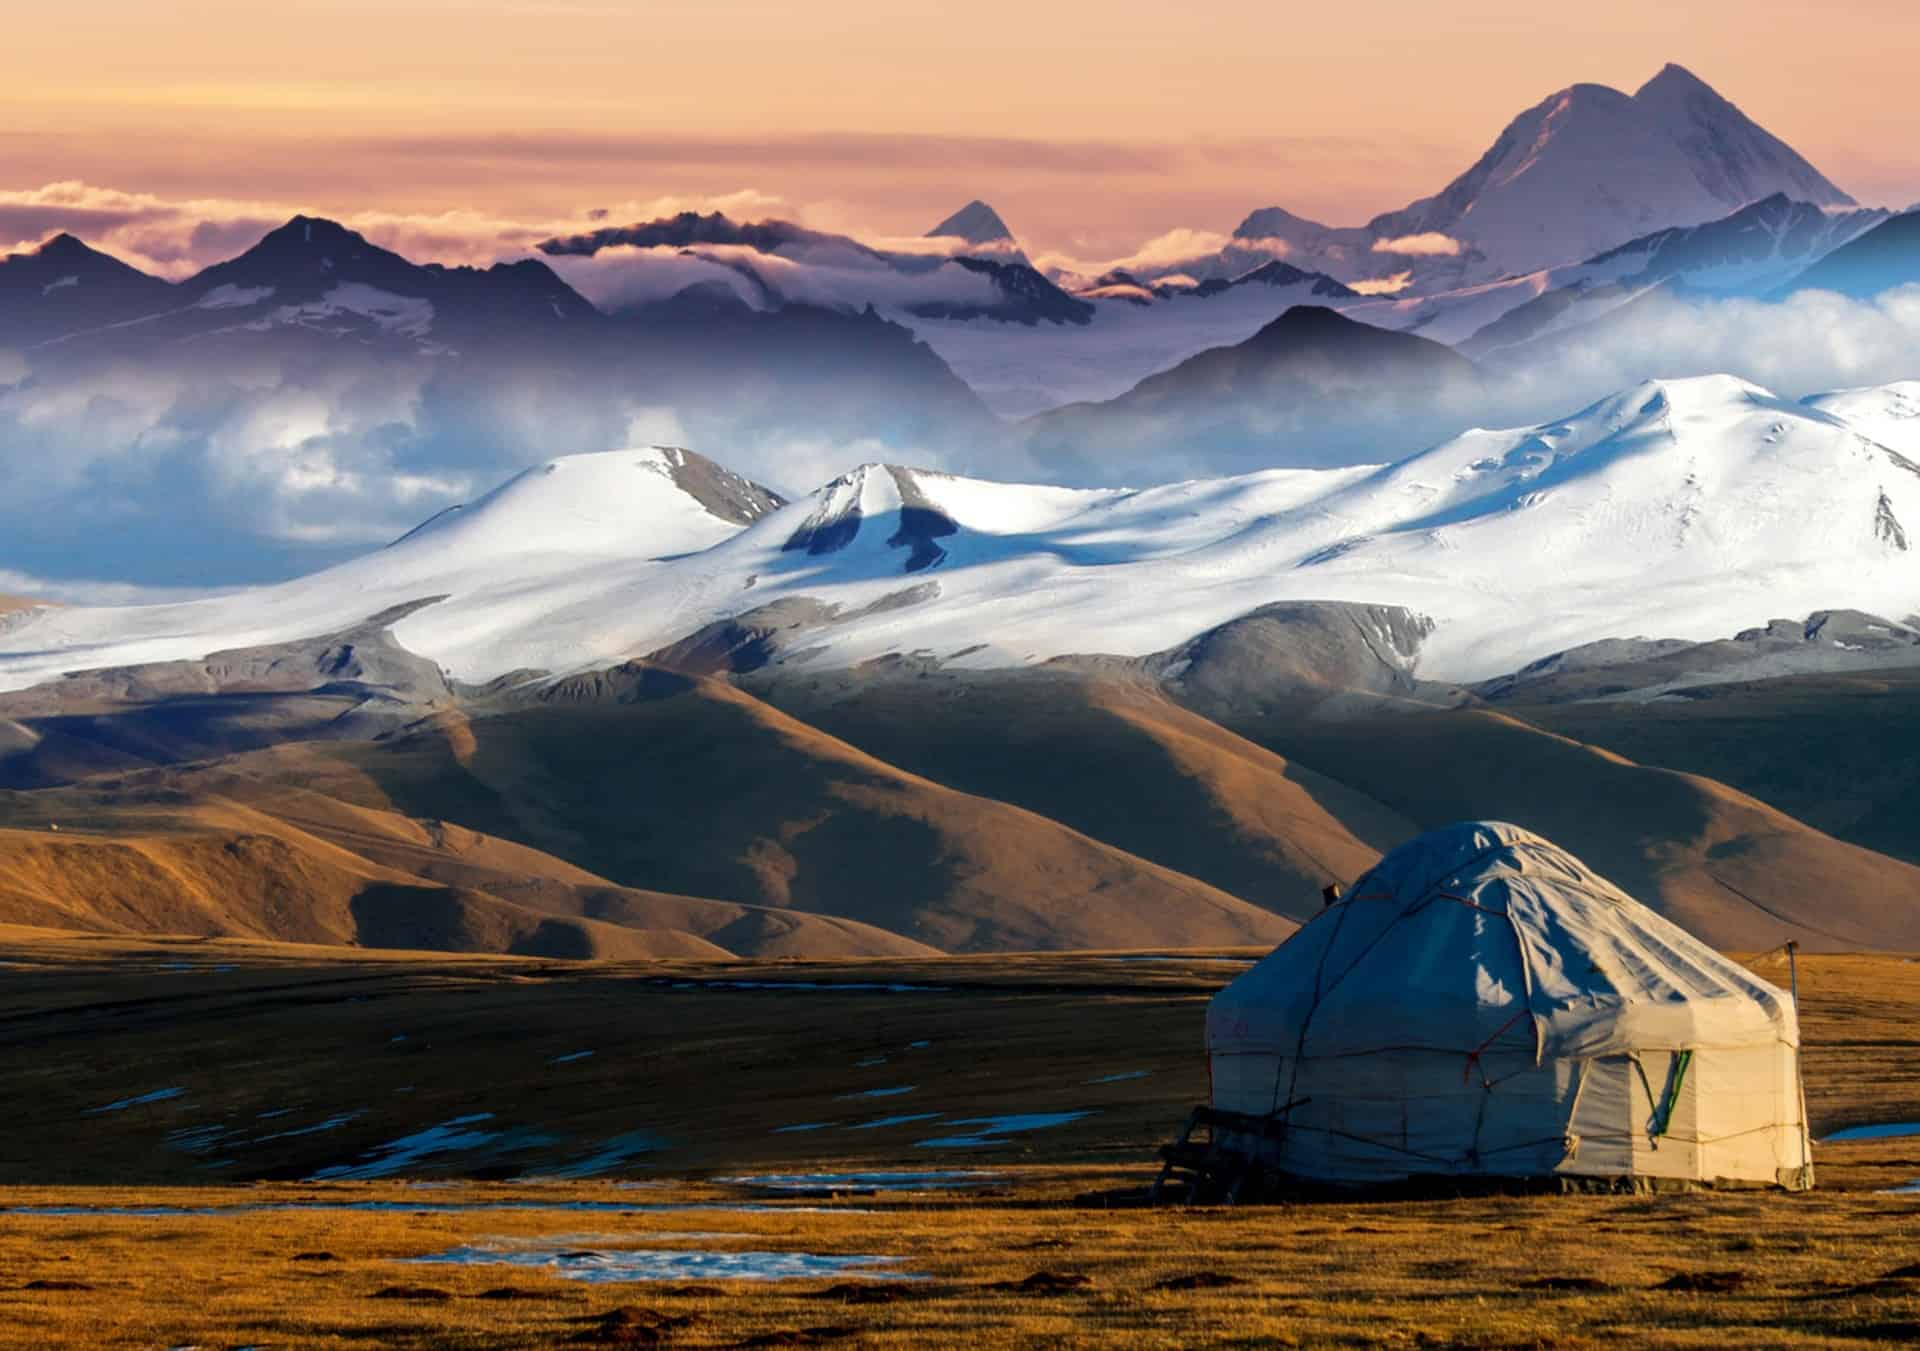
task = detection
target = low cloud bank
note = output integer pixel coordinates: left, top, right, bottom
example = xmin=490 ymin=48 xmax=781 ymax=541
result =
xmin=0 ymin=180 xmax=800 ymax=278
xmin=1371 ymin=232 xmax=1463 ymax=257
xmin=544 ymin=242 xmax=1005 ymax=315
xmin=1479 ymin=284 xmax=1920 ymax=428
xmin=3 ymin=220 xmax=1920 ymax=591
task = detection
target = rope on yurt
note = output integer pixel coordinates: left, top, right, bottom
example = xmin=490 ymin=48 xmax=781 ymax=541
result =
xmin=1461 ymin=1008 xmax=1532 ymax=1086
xmin=1630 ymin=1056 xmax=1659 ymax=1146
xmin=1647 ymin=1050 xmax=1693 ymax=1142
xmin=1278 ymin=898 xmax=1358 ymax=1130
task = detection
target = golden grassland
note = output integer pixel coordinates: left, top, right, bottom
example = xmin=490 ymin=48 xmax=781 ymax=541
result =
xmin=0 ymin=938 xmax=1915 ymax=1347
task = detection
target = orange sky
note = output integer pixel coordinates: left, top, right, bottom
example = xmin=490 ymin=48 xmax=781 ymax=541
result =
xmin=4 ymin=0 xmax=1917 ymax=257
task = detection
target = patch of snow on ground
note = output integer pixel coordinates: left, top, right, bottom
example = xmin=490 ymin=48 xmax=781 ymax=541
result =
xmin=1087 ymin=1071 xmax=1152 ymax=1084
xmin=407 ymin=1241 xmax=917 ymax=1283
xmin=195 ymin=283 xmax=274 ymax=309
xmin=847 ymin=1113 xmax=942 ymax=1131
xmin=916 ymin=1112 xmax=1092 ymax=1148
xmin=1823 ymin=1122 xmax=1920 ymax=1142
xmin=263 ymin=283 xmax=433 ymax=338
xmin=308 ymin=1113 xmax=502 ymax=1180
xmin=87 ymin=1087 xmax=185 ymax=1114
xmin=256 ymin=1111 xmax=363 ymax=1142
xmin=524 ymin=1131 xmax=663 ymax=1179
xmin=549 ymin=1051 xmax=595 ymax=1065
xmin=772 ymin=1122 xmax=836 ymax=1134
xmin=836 ymin=1086 xmax=916 ymax=1100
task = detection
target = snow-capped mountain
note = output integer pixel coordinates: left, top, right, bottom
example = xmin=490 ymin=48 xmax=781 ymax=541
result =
xmin=0 ymin=232 xmax=177 ymax=347
xmin=7 ymin=216 xmax=606 ymax=360
xmin=1631 ymin=63 xmax=1850 ymax=209
xmin=1206 ymin=65 xmax=1854 ymax=295
xmin=1344 ymin=193 xmax=1890 ymax=356
xmin=926 ymin=200 xmax=1018 ymax=250
xmin=1803 ymin=382 xmax=1920 ymax=453
xmin=1381 ymin=63 xmax=1852 ymax=276
xmin=0 ymin=217 xmax=995 ymax=587
xmin=173 ymin=216 xmax=603 ymax=350
xmin=1776 ymin=209 xmax=1920 ymax=299
xmin=5 ymin=375 xmax=1917 ymax=695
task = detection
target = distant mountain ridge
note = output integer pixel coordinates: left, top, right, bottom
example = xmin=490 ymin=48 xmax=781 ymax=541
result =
xmin=1206 ymin=64 xmax=1855 ymax=295
xmin=537 ymin=209 xmax=1085 ymax=325
xmin=1019 ymin=306 xmax=1481 ymax=468
xmin=0 ymin=213 xmax=997 ymax=587
xmin=1776 ymin=208 xmax=1920 ymax=299
xmin=0 ymin=232 xmax=178 ymax=346
xmin=1440 ymin=193 xmax=1891 ymax=358
xmin=926 ymin=200 xmax=1016 ymax=248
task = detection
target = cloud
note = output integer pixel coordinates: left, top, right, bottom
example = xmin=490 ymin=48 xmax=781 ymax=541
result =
xmin=1371 ymin=232 xmax=1463 ymax=257
xmin=1033 ymin=228 xmax=1263 ymax=287
xmin=353 ymin=130 xmax=1188 ymax=178
xmin=543 ymin=241 xmax=1004 ymax=316
xmin=0 ymin=569 xmax=224 ymax=607
xmin=11 ymin=169 xmax=1920 ymax=597
xmin=1478 ymin=284 xmax=1920 ymax=427
xmin=1348 ymin=271 xmax=1414 ymax=295
xmin=0 ymin=180 xmax=805 ymax=278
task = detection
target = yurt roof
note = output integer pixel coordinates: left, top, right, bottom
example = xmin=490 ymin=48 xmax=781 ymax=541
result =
xmin=1208 ymin=822 xmax=1796 ymax=1062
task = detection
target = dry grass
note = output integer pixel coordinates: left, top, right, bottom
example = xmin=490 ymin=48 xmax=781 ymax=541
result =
xmin=0 ymin=940 xmax=1916 ymax=1347
xmin=2 ymin=1176 xmax=1919 ymax=1348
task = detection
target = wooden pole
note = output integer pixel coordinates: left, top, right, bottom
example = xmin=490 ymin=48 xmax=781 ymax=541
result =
xmin=1786 ymin=940 xmax=1814 ymax=1187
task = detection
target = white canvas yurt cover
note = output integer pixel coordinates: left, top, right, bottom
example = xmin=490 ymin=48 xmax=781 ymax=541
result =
xmin=1206 ymin=822 xmax=1812 ymax=1190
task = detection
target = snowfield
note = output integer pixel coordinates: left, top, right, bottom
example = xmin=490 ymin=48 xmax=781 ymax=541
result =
xmin=3 ymin=375 xmax=1920 ymax=691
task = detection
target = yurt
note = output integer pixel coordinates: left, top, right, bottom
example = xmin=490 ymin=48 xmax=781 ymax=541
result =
xmin=1205 ymin=822 xmax=1812 ymax=1191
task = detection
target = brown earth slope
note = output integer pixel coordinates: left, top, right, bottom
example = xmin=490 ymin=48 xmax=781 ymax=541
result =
xmin=208 ymin=672 xmax=1296 ymax=954
xmin=1517 ymin=667 xmax=1920 ymax=869
xmin=1224 ymin=705 xmax=1920 ymax=952
xmin=0 ymin=793 xmax=696 ymax=959
xmin=1 ymin=637 xmax=1918 ymax=957
xmin=0 ymin=781 xmax=939 ymax=960
xmin=764 ymin=670 xmax=1416 ymax=921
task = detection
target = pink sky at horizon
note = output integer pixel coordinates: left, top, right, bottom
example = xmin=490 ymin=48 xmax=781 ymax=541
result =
xmin=4 ymin=0 xmax=1918 ymax=262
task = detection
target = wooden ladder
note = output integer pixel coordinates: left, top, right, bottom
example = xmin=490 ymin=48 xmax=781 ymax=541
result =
xmin=1151 ymin=1103 xmax=1305 ymax=1205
